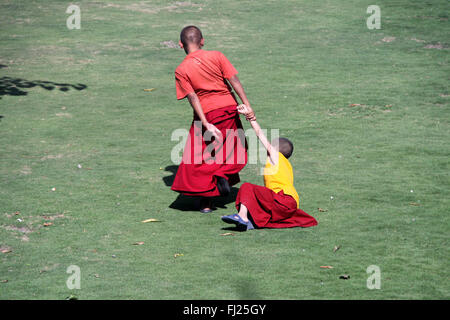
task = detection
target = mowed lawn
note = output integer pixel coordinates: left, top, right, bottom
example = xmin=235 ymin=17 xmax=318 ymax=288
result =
xmin=0 ymin=0 xmax=449 ymax=299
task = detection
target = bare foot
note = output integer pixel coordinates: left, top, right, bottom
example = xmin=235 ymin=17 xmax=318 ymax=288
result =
xmin=238 ymin=213 xmax=249 ymax=222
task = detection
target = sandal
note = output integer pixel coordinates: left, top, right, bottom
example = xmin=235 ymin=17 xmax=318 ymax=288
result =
xmin=221 ymin=214 xmax=254 ymax=230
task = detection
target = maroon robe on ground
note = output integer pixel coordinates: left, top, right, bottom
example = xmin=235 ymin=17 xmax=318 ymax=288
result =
xmin=236 ymin=182 xmax=318 ymax=228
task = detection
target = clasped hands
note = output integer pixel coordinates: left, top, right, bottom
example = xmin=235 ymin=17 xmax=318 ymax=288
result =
xmin=203 ymin=104 xmax=256 ymax=141
xmin=237 ymin=104 xmax=256 ymax=121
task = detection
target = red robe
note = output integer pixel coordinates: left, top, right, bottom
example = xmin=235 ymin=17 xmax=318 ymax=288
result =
xmin=236 ymin=182 xmax=318 ymax=228
xmin=171 ymin=105 xmax=247 ymax=197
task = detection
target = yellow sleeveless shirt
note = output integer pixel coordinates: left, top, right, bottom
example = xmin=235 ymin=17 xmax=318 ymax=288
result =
xmin=263 ymin=152 xmax=300 ymax=207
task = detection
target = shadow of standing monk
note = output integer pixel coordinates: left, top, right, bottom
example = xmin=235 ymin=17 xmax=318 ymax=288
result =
xmin=163 ymin=165 xmax=239 ymax=212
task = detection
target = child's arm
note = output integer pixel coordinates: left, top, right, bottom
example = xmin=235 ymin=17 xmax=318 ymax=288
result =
xmin=237 ymin=104 xmax=278 ymax=165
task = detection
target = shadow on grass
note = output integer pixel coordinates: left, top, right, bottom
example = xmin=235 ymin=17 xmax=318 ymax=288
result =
xmin=234 ymin=279 xmax=262 ymax=299
xmin=0 ymin=75 xmax=87 ymax=99
xmin=163 ymin=165 xmax=239 ymax=212
xmin=224 ymin=251 xmax=262 ymax=299
xmin=220 ymin=213 xmax=257 ymax=233
xmin=221 ymin=225 xmax=246 ymax=232
xmin=162 ymin=165 xmax=178 ymax=187
xmin=168 ymin=188 xmax=239 ymax=212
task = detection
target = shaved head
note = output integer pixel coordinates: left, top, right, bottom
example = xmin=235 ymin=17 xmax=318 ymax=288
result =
xmin=273 ymin=137 xmax=294 ymax=159
xmin=180 ymin=25 xmax=203 ymax=52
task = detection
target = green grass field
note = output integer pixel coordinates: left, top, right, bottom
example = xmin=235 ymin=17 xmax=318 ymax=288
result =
xmin=0 ymin=0 xmax=449 ymax=299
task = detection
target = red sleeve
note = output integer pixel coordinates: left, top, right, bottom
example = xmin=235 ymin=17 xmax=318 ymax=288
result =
xmin=175 ymin=69 xmax=194 ymax=100
xmin=218 ymin=52 xmax=238 ymax=79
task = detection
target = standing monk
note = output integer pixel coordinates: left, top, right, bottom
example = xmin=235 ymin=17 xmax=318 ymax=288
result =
xmin=171 ymin=26 xmax=251 ymax=213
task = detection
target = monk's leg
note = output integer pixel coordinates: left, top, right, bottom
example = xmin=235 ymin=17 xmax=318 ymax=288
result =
xmin=235 ymin=182 xmax=277 ymax=228
xmin=199 ymin=197 xmax=212 ymax=212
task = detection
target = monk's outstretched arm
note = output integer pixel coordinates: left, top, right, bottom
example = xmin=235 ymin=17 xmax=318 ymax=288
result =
xmin=227 ymin=75 xmax=251 ymax=109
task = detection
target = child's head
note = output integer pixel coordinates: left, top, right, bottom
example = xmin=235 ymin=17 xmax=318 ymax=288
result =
xmin=272 ymin=137 xmax=294 ymax=159
xmin=179 ymin=25 xmax=203 ymax=53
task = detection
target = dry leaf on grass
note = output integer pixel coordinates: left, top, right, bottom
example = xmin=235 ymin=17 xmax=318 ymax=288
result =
xmin=318 ymin=208 xmax=328 ymax=212
xmin=141 ymin=218 xmax=161 ymax=223
xmin=174 ymin=253 xmax=184 ymax=258
xmin=132 ymin=241 xmax=145 ymax=245
xmin=43 ymin=222 xmax=53 ymax=227
xmin=220 ymin=232 xmax=235 ymax=236
xmin=42 ymin=214 xmax=65 ymax=221
xmin=381 ymin=36 xmax=396 ymax=43
xmin=143 ymin=88 xmax=156 ymax=92
xmin=1 ymin=247 xmax=12 ymax=254
xmin=409 ymin=202 xmax=421 ymax=206
xmin=424 ymin=43 xmax=444 ymax=50
xmin=320 ymin=266 xmax=333 ymax=269
xmin=333 ymin=245 xmax=341 ymax=253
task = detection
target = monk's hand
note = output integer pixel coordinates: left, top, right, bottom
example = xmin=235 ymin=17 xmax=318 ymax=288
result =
xmin=237 ymin=104 xmax=250 ymax=114
xmin=204 ymin=122 xmax=222 ymax=140
xmin=238 ymin=104 xmax=256 ymax=121
xmin=237 ymin=104 xmax=247 ymax=114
